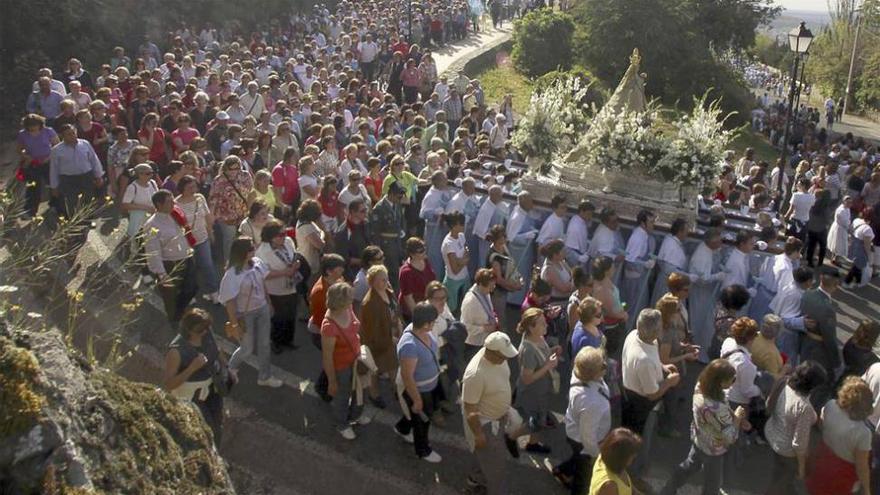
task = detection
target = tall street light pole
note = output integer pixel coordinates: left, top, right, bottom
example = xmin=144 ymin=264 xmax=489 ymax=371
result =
xmin=778 ymin=22 xmax=813 ymax=211
xmin=843 ymin=9 xmax=863 ymax=122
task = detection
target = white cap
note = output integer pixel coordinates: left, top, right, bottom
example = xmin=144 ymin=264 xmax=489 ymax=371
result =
xmin=216 ymin=110 xmax=230 ymax=120
xmin=484 ymin=332 xmax=518 ymax=358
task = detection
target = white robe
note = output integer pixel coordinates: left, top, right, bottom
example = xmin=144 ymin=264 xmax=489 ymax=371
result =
xmin=827 ymin=203 xmax=851 ymax=258
xmin=537 ymin=213 xmax=567 ymax=248
xmin=564 ymin=214 xmax=591 ymax=268
xmin=621 ymin=227 xmax=656 ymax=326
xmin=650 ymin=234 xmax=690 ymax=308
xmin=688 ymin=242 xmax=724 ymax=362
xmin=722 ymin=248 xmax=753 ymax=290
xmin=421 ymin=186 xmax=453 ymax=280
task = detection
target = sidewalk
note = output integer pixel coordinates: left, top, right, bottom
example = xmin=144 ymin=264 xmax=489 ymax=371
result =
xmin=433 ymin=25 xmax=512 ymax=75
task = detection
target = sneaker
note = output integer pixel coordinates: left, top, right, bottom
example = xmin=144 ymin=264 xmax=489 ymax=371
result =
xmin=257 ymin=377 xmax=283 ymax=388
xmin=421 ymin=451 xmax=442 ymax=463
xmin=394 ymin=427 xmax=414 ymax=444
xmin=504 ymin=435 xmax=520 ymax=459
xmin=339 ymin=427 xmax=357 ymax=440
xmin=842 ymin=282 xmax=855 ymax=290
xmin=352 ymin=414 xmax=372 ymax=426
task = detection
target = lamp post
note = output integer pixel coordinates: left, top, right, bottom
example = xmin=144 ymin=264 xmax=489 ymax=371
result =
xmin=408 ymin=0 xmax=414 ymax=43
xmin=778 ymin=21 xmax=813 ymax=210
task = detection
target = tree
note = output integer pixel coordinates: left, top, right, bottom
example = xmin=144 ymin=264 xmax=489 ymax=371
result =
xmin=685 ymin=0 xmax=780 ymax=51
xmin=511 ymin=9 xmax=575 ymax=78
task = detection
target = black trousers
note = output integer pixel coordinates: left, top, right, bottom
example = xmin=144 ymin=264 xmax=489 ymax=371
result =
xmin=269 ymin=293 xmax=298 ymax=346
xmin=311 ymin=332 xmax=330 ymax=399
xmin=556 ymin=437 xmax=593 ymax=495
xmin=195 ymin=390 xmax=224 ymax=445
xmin=158 ymin=257 xmax=197 ymax=324
xmin=22 ymin=163 xmax=49 ymax=216
xmin=805 ymin=229 xmax=827 ymax=268
xmin=621 ymin=389 xmax=657 ymax=435
xmin=845 ymin=265 xmax=863 ymax=285
xmin=395 ymin=385 xmax=439 ymax=458
xmin=57 ymin=171 xmax=97 ymax=220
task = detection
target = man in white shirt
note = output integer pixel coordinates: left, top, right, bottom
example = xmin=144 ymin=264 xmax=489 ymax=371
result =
xmin=770 ymin=266 xmax=814 ymax=366
xmin=462 ymin=332 xmax=522 ymax=495
xmin=722 ymin=230 xmax=757 ymax=297
xmin=621 ymin=309 xmax=680 ymax=478
xmin=421 ymin=171 xmax=454 ymax=280
xmin=474 ymin=185 xmax=508 ymax=267
xmin=621 ymin=209 xmax=657 ymax=324
xmin=239 ymin=81 xmax=267 ymax=119
xmin=588 ymin=207 xmax=625 ymax=283
xmin=537 ymin=193 xmax=568 ymax=254
xmin=750 ymin=237 xmax=802 ymax=321
xmin=564 ymin=199 xmax=595 ymax=272
xmin=357 ymin=34 xmax=379 ymax=80
xmin=688 ymin=228 xmax=727 ymax=362
xmin=142 ymin=190 xmax=197 ymax=323
xmin=447 ymin=178 xmax=482 ymax=275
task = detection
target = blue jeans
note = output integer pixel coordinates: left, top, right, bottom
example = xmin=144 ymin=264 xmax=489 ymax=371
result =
xmin=229 ymin=304 xmax=273 ymax=381
xmin=193 ymin=240 xmax=220 ymax=294
xmin=214 ymin=221 xmax=238 ymax=268
xmin=661 ymin=443 xmax=724 ymax=495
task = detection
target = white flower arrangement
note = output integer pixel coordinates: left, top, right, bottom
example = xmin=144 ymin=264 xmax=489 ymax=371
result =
xmin=510 ymin=75 xmax=592 ymax=164
xmin=574 ymin=104 xmax=666 ymax=175
xmin=655 ymin=95 xmax=735 ymax=188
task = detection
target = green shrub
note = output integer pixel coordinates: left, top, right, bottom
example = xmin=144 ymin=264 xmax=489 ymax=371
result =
xmin=511 ymin=9 xmax=575 ymax=78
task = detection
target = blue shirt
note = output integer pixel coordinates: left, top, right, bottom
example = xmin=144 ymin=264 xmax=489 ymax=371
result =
xmin=49 ymin=139 xmax=103 ymax=188
xmin=26 ymin=91 xmax=65 ymax=119
xmin=571 ymin=320 xmax=604 ymax=357
xmin=397 ymin=327 xmax=441 ymax=392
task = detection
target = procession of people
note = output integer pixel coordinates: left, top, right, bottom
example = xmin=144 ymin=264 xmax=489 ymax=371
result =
xmin=12 ymin=1 xmax=880 ymax=493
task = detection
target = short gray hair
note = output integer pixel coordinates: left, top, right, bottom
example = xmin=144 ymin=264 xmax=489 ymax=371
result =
xmin=636 ymin=309 xmax=662 ymax=339
xmin=761 ymin=314 xmax=782 ymax=337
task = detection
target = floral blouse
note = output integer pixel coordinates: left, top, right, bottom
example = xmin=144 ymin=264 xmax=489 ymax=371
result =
xmin=209 ymin=170 xmax=254 ymax=223
xmin=691 ymin=388 xmax=739 ymax=456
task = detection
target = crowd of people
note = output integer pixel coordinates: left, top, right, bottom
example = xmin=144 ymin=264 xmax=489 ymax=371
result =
xmin=12 ymin=2 xmax=880 ymax=494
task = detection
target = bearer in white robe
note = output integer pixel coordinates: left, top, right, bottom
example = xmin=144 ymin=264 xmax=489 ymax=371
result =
xmin=769 ymin=266 xmax=813 ymax=366
xmin=620 ymin=209 xmax=657 ymax=327
xmin=564 ymin=200 xmax=595 ymax=273
xmin=537 ymin=194 xmax=569 ymax=258
xmin=420 ymin=170 xmax=453 ymax=279
xmin=649 ymin=218 xmax=692 ymax=308
xmin=749 ymin=237 xmax=802 ymax=322
xmin=474 ymin=185 xmax=508 ymax=268
xmin=688 ymin=228 xmax=727 ymax=363
xmin=506 ymin=191 xmax=540 ymax=304
xmin=588 ymin=207 xmax=626 ymax=284
xmin=446 ymin=177 xmax=482 ymax=275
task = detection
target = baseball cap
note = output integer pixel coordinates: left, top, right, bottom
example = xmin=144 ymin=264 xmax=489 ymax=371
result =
xmin=484 ymin=332 xmax=518 ymax=358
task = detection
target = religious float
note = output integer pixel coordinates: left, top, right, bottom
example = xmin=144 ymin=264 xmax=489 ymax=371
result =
xmin=515 ymin=49 xmax=735 ymax=226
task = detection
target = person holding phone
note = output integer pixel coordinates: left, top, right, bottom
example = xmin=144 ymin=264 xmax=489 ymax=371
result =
xmin=514 ymin=307 xmax=562 ymax=454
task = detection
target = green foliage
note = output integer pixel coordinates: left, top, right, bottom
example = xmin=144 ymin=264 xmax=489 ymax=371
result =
xmin=476 ymin=64 xmax=535 ymax=114
xmin=750 ymin=33 xmax=795 ymax=71
xmin=0 ymin=335 xmax=45 ymax=437
xmin=569 ymin=0 xmax=764 ymax=124
xmin=533 ymin=66 xmax=609 ymax=109
xmin=686 ymin=0 xmax=781 ymax=51
xmin=511 ymin=9 xmax=575 ymax=78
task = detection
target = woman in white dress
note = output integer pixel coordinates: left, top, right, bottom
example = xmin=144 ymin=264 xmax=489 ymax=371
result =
xmin=827 ymin=196 xmax=853 ymax=264
xmin=121 ymin=163 xmax=159 ymax=241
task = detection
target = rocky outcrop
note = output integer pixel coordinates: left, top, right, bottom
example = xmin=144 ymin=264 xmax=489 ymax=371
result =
xmin=0 ymin=323 xmax=235 ymax=494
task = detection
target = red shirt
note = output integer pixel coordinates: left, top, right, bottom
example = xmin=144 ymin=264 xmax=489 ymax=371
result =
xmin=272 ymin=162 xmax=300 ymax=205
xmin=78 ymin=122 xmax=107 ymax=164
xmin=320 ymin=309 xmax=361 ymax=370
xmin=138 ymin=127 xmax=167 ymax=163
xmin=398 ymin=260 xmax=437 ymax=317
xmin=171 ymin=127 xmax=200 ymax=157
xmin=319 ymin=191 xmax=339 ymax=218
xmin=364 ymin=175 xmax=383 ymax=199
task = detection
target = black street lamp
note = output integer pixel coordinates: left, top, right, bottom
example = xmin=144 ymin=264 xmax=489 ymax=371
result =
xmin=778 ymin=21 xmax=814 ymax=209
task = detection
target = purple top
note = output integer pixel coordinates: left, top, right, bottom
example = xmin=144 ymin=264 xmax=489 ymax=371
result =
xmin=161 ymin=177 xmax=178 ymax=195
xmin=17 ymin=127 xmax=58 ymax=163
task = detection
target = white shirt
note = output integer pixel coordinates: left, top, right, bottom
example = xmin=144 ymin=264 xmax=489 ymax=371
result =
xmin=722 ymin=248 xmax=751 ymax=289
xmin=239 ymin=92 xmax=267 ymax=119
xmin=122 ymin=180 xmax=159 ymax=208
xmin=420 ymin=186 xmax=450 ymax=222
xmin=461 ymin=288 xmax=495 ymax=346
xmin=446 ymin=191 xmax=480 ymax=220
xmin=357 ymin=41 xmax=379 ymax=62
xmin=255 ymin=238 xmax=298 ymax=296
xmin=770 ymin=282 xmax=804 ymax=320
xmin=442 ymin=232 xmax=469 ymax=280
xmin=688 ymin=242 xmax=717 ymax=282
xmin=218 ymin=258 xmax=270 ymax=314
xmin=625 ymin=227 xmax=653 ymax=264
xmin=474 ymin=198 xmax=506 ymax=240
xmin=537 ymin=213 xmax=566 ymax=248
xmin=657 ymin=234 xmax=688 ymax=272
xmin=506 ymin=205 xmax=536 ymax=243
xmin=589 ymin=224 xmax=623 ymax=259
xmin=338 ymin=184 xmax=371 ymax=209
xmin=621 ymin=330 xmax=664 ymax=396
xmin=142 ymin=212 xmax=193 ymax=275
xmin=339 ymin=158 xmax=367 ymax=185
xmin=564 ymin=376 xmax=611 ymax=457
xmin=862 ymin=362 xmax=880 ymax=425
xmin=564 ymin=214 xmax=591 ymax=262
xmin=720 ymin=337 xmax=762 ymax=404
xmin=790 ymin=192 xmax=815 ymax=222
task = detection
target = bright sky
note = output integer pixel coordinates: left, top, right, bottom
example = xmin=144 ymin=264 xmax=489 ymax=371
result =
xmin=776 ymin=0 xmax=828 ymax=12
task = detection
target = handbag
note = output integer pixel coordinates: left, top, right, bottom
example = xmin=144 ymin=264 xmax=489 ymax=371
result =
xmin=211 ymin=360 xmax=233 ymax=396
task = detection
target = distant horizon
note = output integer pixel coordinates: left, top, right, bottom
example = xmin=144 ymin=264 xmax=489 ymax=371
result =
xmin=777 ymin=0 xmax=828 ymax=13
